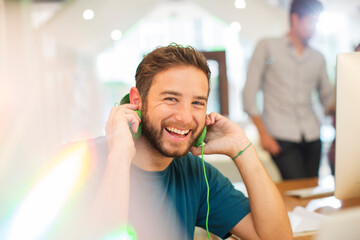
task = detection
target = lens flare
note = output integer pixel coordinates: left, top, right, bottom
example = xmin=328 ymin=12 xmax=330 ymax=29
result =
xmin=3 ymin=141 xmax=93 ymax=240
xmin=105 ymin=225 xmax=137 ymax=240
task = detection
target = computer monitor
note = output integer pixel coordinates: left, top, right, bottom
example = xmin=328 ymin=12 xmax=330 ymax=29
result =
xmin=316 ymin=206 xmax=360 ymax=240
xmin=334 ymin=52 xmax=360 ymax=200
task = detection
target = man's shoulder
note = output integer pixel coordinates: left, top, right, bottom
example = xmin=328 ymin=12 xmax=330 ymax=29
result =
xmin=254 ymin=36 xmax=286 ymax=54
xmin=257 ymin=36 xmax=284 ymax=46
xmin=308 ymin=46 xmax=325 ymax=59
xmin=60 ymin=136 xmax=108 ymax=168
xmin=91 ymin=136 xmax=108 ymax=153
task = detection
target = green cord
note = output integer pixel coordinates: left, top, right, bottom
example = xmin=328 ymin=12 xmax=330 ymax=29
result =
xmin=201 ymin=143 xmax=211 ymax=240
xmin=232 ymin=142 xmax=252 ymax=161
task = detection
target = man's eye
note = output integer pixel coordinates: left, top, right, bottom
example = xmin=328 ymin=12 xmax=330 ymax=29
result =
xmin=164 ymin=97 xmax=177 ymax=102
xmin=193 ymin=101 xmax=205 ymax=106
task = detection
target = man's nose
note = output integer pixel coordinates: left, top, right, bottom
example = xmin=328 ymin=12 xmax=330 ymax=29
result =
xmin=174 ymin=103 xmax=192 ymax=125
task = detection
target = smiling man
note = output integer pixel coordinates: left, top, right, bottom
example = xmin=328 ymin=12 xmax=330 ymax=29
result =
xmin=140 ymin=65 xmax=208 ymax=158
xmin=89 ymin=44 xmax=292 ymax=240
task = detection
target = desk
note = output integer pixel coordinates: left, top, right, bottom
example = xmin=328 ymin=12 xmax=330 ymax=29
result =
xmin=276 ymin=177 xmax=360 ymax=240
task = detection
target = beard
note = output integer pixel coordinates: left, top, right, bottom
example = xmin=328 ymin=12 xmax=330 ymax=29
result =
xmin=141 ymin=103 xmax=204 ymax=158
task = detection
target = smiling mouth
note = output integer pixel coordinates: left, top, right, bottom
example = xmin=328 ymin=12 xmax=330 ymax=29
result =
xmin=165 ymin=126 xmax=191 ymax=137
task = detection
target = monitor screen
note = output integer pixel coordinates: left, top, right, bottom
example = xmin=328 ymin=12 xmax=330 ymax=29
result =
xmin=335 ymin=52 xmax=360 ymax=200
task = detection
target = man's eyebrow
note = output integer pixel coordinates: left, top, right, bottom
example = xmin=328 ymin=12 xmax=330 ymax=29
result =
xmin=159 ymin=91 xmax=181 ymax=96
xmin=160 ymin=91 xmax=208 ymax=101
xmin=194 ymin=95 xmax=208 ymax=101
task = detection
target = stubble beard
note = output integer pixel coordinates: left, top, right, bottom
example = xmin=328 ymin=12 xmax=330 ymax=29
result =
xmin=141 ymin=102 xmax=203 ymax=158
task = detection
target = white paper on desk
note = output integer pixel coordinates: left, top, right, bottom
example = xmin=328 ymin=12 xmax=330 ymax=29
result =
xmin=288 ymin=206 xmax=328 ymax=233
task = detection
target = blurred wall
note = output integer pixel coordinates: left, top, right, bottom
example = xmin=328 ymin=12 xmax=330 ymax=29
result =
xmin=0 ymin=0 xmax=104 ymax=213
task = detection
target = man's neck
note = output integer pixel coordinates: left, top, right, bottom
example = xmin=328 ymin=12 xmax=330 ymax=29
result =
xmin=132 ymin=137 xmax=174 ymax=172
xmin=288 ymin=31 xmax=307 ymax=55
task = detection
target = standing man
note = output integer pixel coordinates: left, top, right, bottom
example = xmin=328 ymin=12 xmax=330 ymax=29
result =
xmin=243 ymin=0 xmax=333 ymax=180
xmin=88 ymin=44 xmax=292 ymax=239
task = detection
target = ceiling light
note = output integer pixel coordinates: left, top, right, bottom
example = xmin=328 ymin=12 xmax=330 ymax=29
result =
xmin=230 ymin=21 xmax=242 ymax=32
xmin=82 ymin=9 xmax=94 ymax=20
xmin=234 ymin=0 xmax=246 ymax=9
xmin=111 ymin=29 xmax=122 ymax=41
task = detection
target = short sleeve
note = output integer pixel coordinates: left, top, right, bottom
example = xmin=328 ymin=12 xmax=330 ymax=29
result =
xmin=196 ymin=162 xmax=250 ymax=239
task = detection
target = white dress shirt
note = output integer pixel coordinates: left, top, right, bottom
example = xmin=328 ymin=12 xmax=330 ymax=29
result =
xmin=243 ymin=36 xmax=333 ymax=142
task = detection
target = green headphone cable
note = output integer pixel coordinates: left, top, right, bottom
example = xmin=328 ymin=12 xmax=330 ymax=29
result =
xmin=201 ymin=143 xmax=211 ymax=240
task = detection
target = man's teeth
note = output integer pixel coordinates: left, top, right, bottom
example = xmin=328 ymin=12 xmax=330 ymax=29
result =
xmin=166 ymin=127 xmax=189 ymax=135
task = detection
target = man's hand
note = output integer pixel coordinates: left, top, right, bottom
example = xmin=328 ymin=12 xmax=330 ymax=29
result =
xmin=259 ymin=132 xmax=281 ymax=156
xmin=250 ymin=115 xmax=281 ymax=156
xmin=105 ymin=104 xmax=141 ymax=161
xmin=191 ymin=112 xmax=293 ymax=239
xmin=190 ymin=112 xmax=251 ymax=159
xmin=88 ymin=104 xmax=141 ymax=236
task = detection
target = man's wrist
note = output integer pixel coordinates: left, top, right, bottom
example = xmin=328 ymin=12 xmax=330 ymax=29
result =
xmin=231 ymin=142 xmax=253 ymax=161
xmin=228 ymin=136 xmax=252 ymax=159
xmin=258 ymin=130 xmax=270 ymax=138
xmin=107 ymin=149 xmax=133 ymax=169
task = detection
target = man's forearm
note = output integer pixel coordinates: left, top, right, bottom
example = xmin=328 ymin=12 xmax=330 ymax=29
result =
xmin=87 ymin=151 xmax=132 ymax=237
xmin=251 ymin=115 xmax=269 ymax=137
xmin=233 ymin=146 xmax=292 ymax=239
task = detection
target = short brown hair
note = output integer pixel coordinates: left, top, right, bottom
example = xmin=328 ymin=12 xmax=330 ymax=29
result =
xmin=135 ymin=43 xmax=211 ymax=101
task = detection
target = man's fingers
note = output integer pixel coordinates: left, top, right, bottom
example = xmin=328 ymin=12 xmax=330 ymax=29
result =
xmin=129 ymin=118 xmax=140 ymax=133
xmin=269 ymin=142 xmax=282 ymax=156
xmin=189 ymin=146 xmax=201 ymax=156
xmin=106 ymin=104 xmax=141 ymax=135
xmin=206 ymin=112 xmax=219 ymax=126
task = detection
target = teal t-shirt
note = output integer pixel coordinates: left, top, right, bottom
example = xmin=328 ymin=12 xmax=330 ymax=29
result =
xmin=127 ymin=153 xmax=250 ymax=240
xmin=41 ymin=137 xmax=250 ymax=240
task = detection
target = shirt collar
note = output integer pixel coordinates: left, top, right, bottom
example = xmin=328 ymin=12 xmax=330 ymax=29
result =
xmin=283 ymin=35 xmax=311 ymax=60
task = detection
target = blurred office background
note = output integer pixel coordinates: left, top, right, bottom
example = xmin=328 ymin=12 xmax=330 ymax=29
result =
xmin=0 ymin=0 xmax=359 ymax=237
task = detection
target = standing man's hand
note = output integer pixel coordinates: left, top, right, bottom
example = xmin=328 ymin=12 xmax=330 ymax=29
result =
xmin=250 ymin=116 xmax=281 ymax=156
xmin=259 ymin=132 xmax=281 ymax=156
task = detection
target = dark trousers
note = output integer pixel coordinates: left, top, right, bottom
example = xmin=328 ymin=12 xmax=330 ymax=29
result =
xmin=271 ymin=138 xmax=322 ymax=180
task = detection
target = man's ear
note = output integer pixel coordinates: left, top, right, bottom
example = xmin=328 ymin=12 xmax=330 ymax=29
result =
xmin=130 ymin=87 xmax=142 ymax=109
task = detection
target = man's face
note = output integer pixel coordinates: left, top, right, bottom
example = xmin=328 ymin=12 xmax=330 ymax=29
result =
xmin=141 ymin=65 xmax=208 ymax=158
xmin=293 ymin=13 xmax=319 ymax=43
